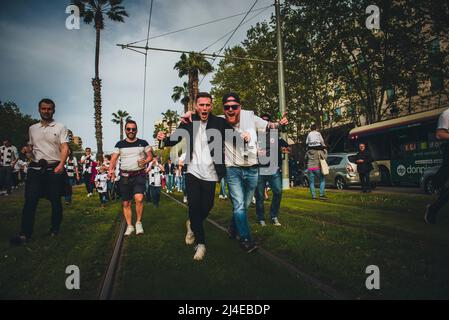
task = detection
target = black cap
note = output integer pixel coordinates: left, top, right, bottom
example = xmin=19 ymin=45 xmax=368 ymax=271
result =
xmin=222 ymin=92 xmax=240 ymax=104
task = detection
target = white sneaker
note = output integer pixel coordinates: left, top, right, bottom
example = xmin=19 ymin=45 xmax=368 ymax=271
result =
xmin=185 ymin=220 xmax=195 ymax=245
xmin=219 ymin=195 xmax=224 ymax=199
xmin=259 ymin=220 xmax=267 ymax=227
xmin=193 ymin=244 xmax=206 ymax=261
xmin=272 ymin=217 xmax=282 ymax=226
xmin=251 ymin=196 xmax=256 ymax=204
xmin=183 ymin=196 xmax=188 ymax=203
xmin=135 ymin=222 xmax=144 ymax=235
xmin=87 ymin=193 xmax=93 ymax=197
xmin=124 ymin=225 xmax=135 ymax=236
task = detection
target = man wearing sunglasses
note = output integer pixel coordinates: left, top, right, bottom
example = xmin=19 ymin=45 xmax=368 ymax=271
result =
xmin=109 ymin=120 xmax=153 ymax=236
xmin=180 ymin=92 xmax=288 ymax=253
xmin=222 ymin=93 xmax=287 ymax=252
xmin=156 ymin=92 xmax=232 ymax=261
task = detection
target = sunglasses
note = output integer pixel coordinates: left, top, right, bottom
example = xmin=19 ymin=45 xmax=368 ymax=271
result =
xmin=223 ymin=104 xmax=240 ymax=111
xmin=126 ymin=128 xmax=137 ymax=132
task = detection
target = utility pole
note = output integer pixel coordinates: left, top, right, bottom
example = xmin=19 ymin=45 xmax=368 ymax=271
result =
xmin=275 ymin=0 xmax=290 ymax=189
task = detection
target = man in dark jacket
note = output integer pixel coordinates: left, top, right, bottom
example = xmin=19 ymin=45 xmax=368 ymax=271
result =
xmin=425 ymin=108 xmax=449 ymax=224
xmin=354 ymin=143 xmax=374 ymax=193
xmin=156 ymin=92 xmax=232 ymax=260
xmin=254 ymin=114 xmax=289 ymax=226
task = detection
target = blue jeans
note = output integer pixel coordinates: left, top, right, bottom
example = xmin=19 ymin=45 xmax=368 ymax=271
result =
xmin=181 ymin=173 xmax=187 ymax=195
xmin=226 ymin=166 xmax=259 ymax=241
xmin=149 ymin=186 xmax=161 ymax=207
xmin=308 ymin=170 xmax=326 ymax=198
xmin=255 ymin=170 xmax=282 ymax=221
xmin=166 ymin=174 xmax=174 ymax=192
xmin=64 ymin=177 xmax=77 ymax=203
xmin=219 ymin=177 xmax=227 ymax=197
xmin=99 ymin=192 xmax=108 ymax=204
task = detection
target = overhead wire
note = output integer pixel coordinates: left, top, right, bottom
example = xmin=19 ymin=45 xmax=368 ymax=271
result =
xmin=126 ymin=4 xmax=273 ymax=46
xmin=199 ymin=0 xmax=261 ymax=86
xmin=142 ymin=0 xmax=154 ymax=137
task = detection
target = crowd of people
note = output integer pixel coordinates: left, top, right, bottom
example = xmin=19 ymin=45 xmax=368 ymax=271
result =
xmin=4 ymin=95 xmax=449 ymax=264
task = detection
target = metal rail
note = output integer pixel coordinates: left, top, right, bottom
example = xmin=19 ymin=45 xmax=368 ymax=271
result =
xmin=161 ymin=192 xmax=347 ymax=300
xmin=98 ymin=216 xmax=127 ymax=300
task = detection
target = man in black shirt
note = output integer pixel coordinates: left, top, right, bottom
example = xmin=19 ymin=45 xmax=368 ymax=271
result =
xmin=353 ymin=143 xmax=374 ymax=193
xmin=425 ymin=108 xmax=449 ymax=224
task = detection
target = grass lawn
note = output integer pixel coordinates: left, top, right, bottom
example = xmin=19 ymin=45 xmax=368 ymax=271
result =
xmin=114 ymin=195 xmax=326 ymax=299
xmin=208 ymin=187 xmax=449 ymax=299
xmin=2 ymin=183 xmax=448 ymax=299
xmin=0 ymin=185 xmax=121 ymax=299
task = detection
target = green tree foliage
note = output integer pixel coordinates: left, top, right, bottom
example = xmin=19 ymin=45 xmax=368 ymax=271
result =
xmin=174 ymin=53 xmax=214 ymax=111
xmin=171 ymin=82 xmax=190 ymax=113
xmin=211 ymin=0 xmax=449 ymax=142
xmin=0 ymin=101 xmax=39 ymax=147
xmin=161 ymin=109 xmax=180 ymax=131
xmin=111 ymin=110 xmax=131 ymax=140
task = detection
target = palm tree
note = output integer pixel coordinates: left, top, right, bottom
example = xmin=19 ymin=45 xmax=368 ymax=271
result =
xmin=161 ymin=109 xmax=180 ymax=134
xmin=73 ymin=0 xmax=128 ymax=157
xmin=173 ymin=53 xmax=214 ymax=111
xmin=111 ymin=110 xmax=131 ymax=140
xmin=153 ymin=122 xmax=168 ymax=139
xmin=171 ymin=82 xmax=190 ymax=113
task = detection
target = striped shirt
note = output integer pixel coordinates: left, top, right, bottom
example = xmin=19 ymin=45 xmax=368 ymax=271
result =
xmin=0 ymin=145 xmax=18 ymax=167
xmin=148 ymin=163 xmax=163 ymax=187
xmin=113 ymin=139 xmax=151 ymax=172
xmin=65 ymin=157 xmax=78 ymax=178
xmin=81 ymin=155 xmax=93 ymax=174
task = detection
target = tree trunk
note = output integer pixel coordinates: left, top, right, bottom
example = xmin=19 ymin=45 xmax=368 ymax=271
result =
xmin=92 ymin=78 xmax=103 ymax=158
xmin=188 ymin=71 xmax=195 ymax=111
xmin=93 ymin=26 xmax=103 ymax=158
xmin=95 ymin=26 xmax=100 ymax=79
xmin=192 ymin=70 xmax=199 ymax=106
xmin=120 ymin=119 xmax=123 ymax=141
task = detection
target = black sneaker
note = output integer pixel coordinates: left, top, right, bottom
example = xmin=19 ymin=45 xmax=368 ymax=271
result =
xmin=49 ymin=229 xmax=59 ymax=237
xmin=319 ymin=195 xmax=329 ymax=200
xmin=424 ymin=204 xmax=437 ymax=224
xmin=240 ymin=239 xmax=258 ymax=253
xmin=10 ymin=234 xmax=28 ymax=246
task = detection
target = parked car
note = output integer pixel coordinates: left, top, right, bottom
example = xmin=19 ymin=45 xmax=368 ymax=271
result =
xmin=420 ymin=166 xmax=440 ymax=194
xmin=302 ymin=153 xmax=382 ymax=190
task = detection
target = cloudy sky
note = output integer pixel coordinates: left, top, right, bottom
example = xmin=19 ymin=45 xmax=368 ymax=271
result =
xmin=0 ymin=0 xmax=274 ymax=152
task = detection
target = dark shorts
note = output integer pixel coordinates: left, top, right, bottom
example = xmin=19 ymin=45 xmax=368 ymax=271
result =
xmin=118 ymin=175 xmax=146 ymax=201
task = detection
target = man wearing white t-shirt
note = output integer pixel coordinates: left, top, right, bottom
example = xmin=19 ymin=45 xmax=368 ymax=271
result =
xmin=10 ymin=98 xmax=69 ymax=245
xmin=425 ymin=108 xmax=449 ymax=224
xmin=157 ymin=92 xmax=231 ymax=261
xmin=180 ymin=92 xmax=288 ymax=253
xmin=220 ymin=93 xmax=288 ymax=253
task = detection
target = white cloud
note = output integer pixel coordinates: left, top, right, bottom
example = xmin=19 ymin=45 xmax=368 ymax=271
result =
xmin=0 ymin=0 xmax=273 ymax=152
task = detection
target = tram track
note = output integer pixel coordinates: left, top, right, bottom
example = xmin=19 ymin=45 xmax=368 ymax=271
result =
xmin=97 ymin=192 xmax=347 ymax=300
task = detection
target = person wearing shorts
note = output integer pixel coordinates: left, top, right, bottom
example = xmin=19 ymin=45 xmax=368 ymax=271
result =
xmin=109 ymin=120 xmax=153 ymax=236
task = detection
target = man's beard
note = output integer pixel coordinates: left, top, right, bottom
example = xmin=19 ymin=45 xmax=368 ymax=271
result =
xmin=126 ymin=133 xmax=136 ymax=139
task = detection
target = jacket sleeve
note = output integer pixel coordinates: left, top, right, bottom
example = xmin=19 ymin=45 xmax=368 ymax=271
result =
xmin=163 ymin=122 xmax=190 ymax=147
xmin=279 ymin=138 xmax=289 ymax=149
